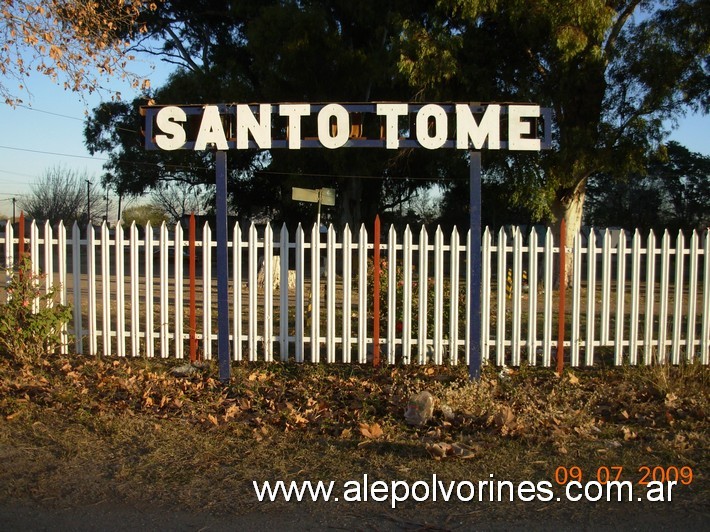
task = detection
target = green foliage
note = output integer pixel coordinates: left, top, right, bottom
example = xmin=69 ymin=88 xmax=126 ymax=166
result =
xmin=585 ymin=141 xmax=710 ymax=232
xmin=84 ymin=0 xmax=443 ymax=229
xmin=122 ymin=203 xmax=170 ymax=227
xmin=367 ymin=254 xmax=466 ymax=344
xmin=85 ymin=0 xmax=708 ymax=234
xmin=401 ymin=0 xmax=709 ymax=224
xmin=0 ymin=257 xmax=72 ymax=364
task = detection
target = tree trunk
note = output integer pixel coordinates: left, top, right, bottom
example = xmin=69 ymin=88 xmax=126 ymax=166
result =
xmin=552 ymin=184 xmax=586 ymax=288
xmin=337 ymin=177 xmax=363 ymax=230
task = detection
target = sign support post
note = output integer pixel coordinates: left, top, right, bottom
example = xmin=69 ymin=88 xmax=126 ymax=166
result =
xmin=469 ymin=151 xmax=482 ymax=380
xmin=141 ymin=102 xmax=551 ymax=382
xmin=216 ymin=150 xmax=231 ymax=382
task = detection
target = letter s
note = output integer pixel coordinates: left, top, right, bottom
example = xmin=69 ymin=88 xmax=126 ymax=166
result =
xmin=155 ymin=106 xmax=187 ymax=150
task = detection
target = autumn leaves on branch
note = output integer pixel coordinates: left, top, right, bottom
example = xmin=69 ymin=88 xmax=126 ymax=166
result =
xmin=1 ymin=0 xmax=159 ymax=105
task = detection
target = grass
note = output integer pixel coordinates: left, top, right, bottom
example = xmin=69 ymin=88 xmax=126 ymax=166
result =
xmin=0 ymin=353 xmax=707 ymax=520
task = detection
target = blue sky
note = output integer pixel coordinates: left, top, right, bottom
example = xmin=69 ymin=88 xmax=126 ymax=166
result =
xmin=0 ymin=63 xmax=708 ymax=219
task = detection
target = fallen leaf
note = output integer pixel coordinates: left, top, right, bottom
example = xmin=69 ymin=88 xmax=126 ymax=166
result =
xmin=292 ymin=412 xmax=309 ymax=425
xmin=359 ymin=422 xmax=383 ymax=439
xmin=426 ymin=442 xmax=450 ymax=460
xmin=622 ymin=427 xmax=637 ymax=441
xmin=493 ymin=406 xmax=516 ymax=430
xmin=450 ymin=443 xmax=477 ymax=459
xmin=223 ymin=404 xmax=240 ymax=422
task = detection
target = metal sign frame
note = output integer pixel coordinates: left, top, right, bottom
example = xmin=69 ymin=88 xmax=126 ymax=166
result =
xmin=141 ymin=102 xmax=552 ymax=381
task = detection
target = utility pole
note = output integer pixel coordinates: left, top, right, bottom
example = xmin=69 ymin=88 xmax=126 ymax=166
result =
xmin=104 ymin=188 xmax=109 ymax=223
xmin=12 ymin=197 xmax=16 ymax=225
xmin=86 ymin=179 xmax=91 ymax=226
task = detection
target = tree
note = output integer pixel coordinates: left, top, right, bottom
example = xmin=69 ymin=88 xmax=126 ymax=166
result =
xmin=585 ymin=141 xmax=710 ymax=233
xmin=122 ymin=203 xmax=169 ymax=227
xmin=20 ymin=166 xmax=105 ymax=226
xmin=84 ymin=0 xmax=446 ymax=229
xmin=0 ymin=0 xmax=158 ymax=105
xmin=397 ymin=0 xmax=709 ymax=283
xmin=150 ymin=181 xmax=210 ymax=223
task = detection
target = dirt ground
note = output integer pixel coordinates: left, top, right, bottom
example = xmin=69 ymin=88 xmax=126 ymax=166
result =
xmin=0 ymin=356 xmax=707 ymax=530
xmin=0 ymin=494 xmax=708 ymax=531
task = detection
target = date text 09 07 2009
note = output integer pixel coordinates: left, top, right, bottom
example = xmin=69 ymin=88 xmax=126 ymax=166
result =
xmin=554 ymin=465 xmax=693 ymax=486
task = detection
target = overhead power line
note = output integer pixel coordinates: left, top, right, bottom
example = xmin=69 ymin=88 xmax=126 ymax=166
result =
xmin=16 ymin=104 xmax=84 ymax=122
xmin=0 ymin=144 xmax=106 ymax=161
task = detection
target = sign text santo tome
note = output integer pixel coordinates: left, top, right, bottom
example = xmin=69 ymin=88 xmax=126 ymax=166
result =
xmin=142 ymin=102 xmax=551 ymax=152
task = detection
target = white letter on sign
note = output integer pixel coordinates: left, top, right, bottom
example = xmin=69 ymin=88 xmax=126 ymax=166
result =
xmin=508 ymin=105 xmax=541 ymax=151
xmin=194 ymin=105 xmax=228 ymax=150
xmin=155 ymin=106 xmax=187 ymax=150
xmin=456 ymin=104 xmax=500 ymax=150
xmin=279 ymin=104 xmax=311 ymax=149
xmin=376 ymin=103 xmax=408 ymax=149
xmin=416 ymin=104 xmax=447 ymax=149
xmin=318 ymin=104 xmax=349 ymax=149
xmin=236 ymin=104 xmax=272 ymax=149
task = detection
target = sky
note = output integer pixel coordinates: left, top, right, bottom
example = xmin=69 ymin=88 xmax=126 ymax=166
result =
xmin=0 ymin=54 xmax=169 ymax=220
xmin=0 ymin=59 xmax=708 ymax=220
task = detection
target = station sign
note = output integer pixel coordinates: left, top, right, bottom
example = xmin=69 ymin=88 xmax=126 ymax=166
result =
xmin=141 ymin=102 xmax=552 ymax=152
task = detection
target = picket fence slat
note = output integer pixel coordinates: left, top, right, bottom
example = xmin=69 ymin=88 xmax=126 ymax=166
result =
xmin=672 ymin=232 xmax=685 ymax=365
xmin=571 ymin=232 xmax=582 ymax=367
xmin=1 ymin=220 xmax=708 ymax=368
xmin=295 ymin=224 xmax=305 ymax=362
xmin=310 ymin=223 xmax=320 ymax=363
xmin=449 ymin=227 xmax=460 ymax=365
xmin=702 ymin=231 xmax=710 ymax=365
xmin=417 ymin=227 xmax=428 ymax=364
xmin=496 ymin=228 xmax=507 ymax=366
xmin=57 ymin=221 xmax=68 ymax=354
xmin=686 ymin=231 xmax=699 ymax=362
xmin=585 ymin=229 xmax=597 ymax=366
xmin=387 ymin=225 xmax=397 ymax=364
xmin=145 ymin=222 xmax=154 ymax=359
xmin=87 ymin=224 xmax=97 ymax=357
xmin=279 ymin=224 xmax=289 ymax=362
xmin=101 ymin=223 xmax=111 ymax=358
xmin=629 ymin=231 xmax=642 ymax=364
xmin=358 ymin=224 xmax=368 ymax=364
xmin=402 ymin=226 xmax=413 ymax=364
xmin=644 ymin=231 xmax=657 ymax=365
xmin=341 ymin=225 xmax=353 ymax=363
xmin=248 ymin=223 xmax=258 ymax=361
xmin=481 ymin=228 xmax=492 ymax=359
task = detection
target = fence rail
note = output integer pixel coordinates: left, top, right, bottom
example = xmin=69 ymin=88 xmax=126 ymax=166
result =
xmin=2 ymin=219 xmax=708 ymax=367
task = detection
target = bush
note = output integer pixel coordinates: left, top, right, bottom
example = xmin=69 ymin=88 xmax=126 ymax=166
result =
xmin=367 ymin=256 xmax=466 ymax=340
xmin=0 ymin=257 xmax=72 ymax=363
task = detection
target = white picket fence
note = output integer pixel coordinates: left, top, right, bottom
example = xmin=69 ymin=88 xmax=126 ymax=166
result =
xmin=1 ymin=220 xmax=709 ymax=367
